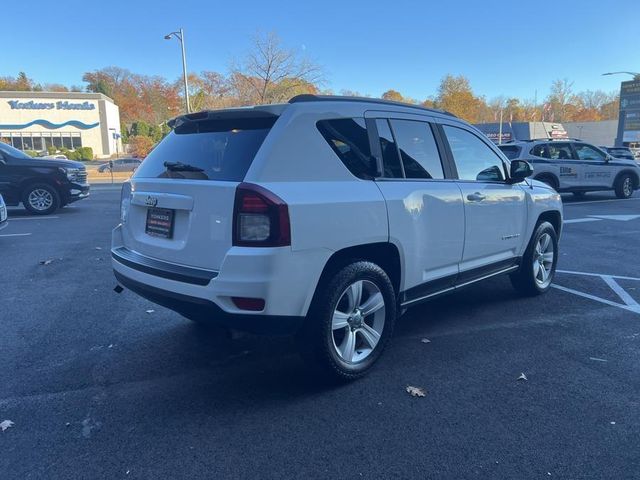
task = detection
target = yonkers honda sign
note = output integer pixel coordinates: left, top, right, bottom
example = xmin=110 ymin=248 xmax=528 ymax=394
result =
xmin=7 ymin=100 xmax=95 ymax=111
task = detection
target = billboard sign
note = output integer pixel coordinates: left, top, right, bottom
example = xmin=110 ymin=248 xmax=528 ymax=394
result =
xmin=616 ymin=79 xmax=640 ymax=146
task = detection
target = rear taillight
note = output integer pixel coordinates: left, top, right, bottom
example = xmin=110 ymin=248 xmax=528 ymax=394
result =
xmin=233 ymin=183 xmax=291 ymax=247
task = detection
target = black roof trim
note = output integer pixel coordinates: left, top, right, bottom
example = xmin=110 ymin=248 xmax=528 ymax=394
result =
xmin=288 ymin=94 xmax=456 ymax=117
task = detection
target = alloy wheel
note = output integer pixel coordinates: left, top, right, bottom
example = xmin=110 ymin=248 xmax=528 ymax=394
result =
xmin=28 ymin=189 xmax=54 ymax=211
xmin=533 ymin=233 xmax=555 ymax=288
xmin=623 ymin=177 xmax=632 ymax=197
xmin=331 ymin=280 xmax=386 ymax=364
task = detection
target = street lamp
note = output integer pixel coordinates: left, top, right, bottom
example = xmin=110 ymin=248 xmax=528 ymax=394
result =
xmin=602 ymin=71 xmax=640 ymax=81
xmin=164 ymin=28 xmax=191 ymax=113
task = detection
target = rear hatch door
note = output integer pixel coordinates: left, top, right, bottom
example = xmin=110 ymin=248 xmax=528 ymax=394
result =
xmin=121 ymin=112 xmax=278 ymax=271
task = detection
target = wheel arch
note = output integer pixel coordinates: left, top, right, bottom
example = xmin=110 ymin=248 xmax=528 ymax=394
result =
xmin=614 ymin=169 xmax=640 ymax=189
xmin=313 ymin=242 xmax=402 ymax=301
xmin=537 ymin=210 xmax=562 ymax=238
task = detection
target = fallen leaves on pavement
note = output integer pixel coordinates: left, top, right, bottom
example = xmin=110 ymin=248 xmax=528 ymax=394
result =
xmin=0 ymin=420 xmax=14 ymax=431
xmin=406 ymin=386 xmax=426 ymax=397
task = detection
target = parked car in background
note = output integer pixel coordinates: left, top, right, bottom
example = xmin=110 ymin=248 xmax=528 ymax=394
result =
xmin=98 ymin=158 xmax=142 ymax=173
xmin=0 ymin=142 xmax=89 ymax=215
xmin=600 ymin=146 xmax=636 ymax=161
xmin=0 ymin=194 xmax=7 ymax=231
xmin=113 ymin=95 xmax=563 ymax=380
xmin=498 ymin=139 xmax=640 ymax=198
xmin=41 ymin=154 xmax=68 ymax=160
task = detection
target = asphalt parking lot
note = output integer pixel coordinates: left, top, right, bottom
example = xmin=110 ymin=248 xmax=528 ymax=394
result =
xmin=1 ymin=187 xmax=639 ymax=479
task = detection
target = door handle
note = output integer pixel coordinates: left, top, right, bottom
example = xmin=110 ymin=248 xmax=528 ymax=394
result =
xmin=467 ymin=192 xmax=486 ymax=202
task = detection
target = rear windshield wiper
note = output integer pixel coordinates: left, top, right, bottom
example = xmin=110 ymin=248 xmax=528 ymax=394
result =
xmin=163 ymin=161 xmax=204 ymax=172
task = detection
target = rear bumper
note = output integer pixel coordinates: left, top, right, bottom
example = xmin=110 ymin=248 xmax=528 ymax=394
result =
xmin=113 ymin=270 xmax=303 ymax=334
xmin=111 ymin=224 xmax=329 ymax=333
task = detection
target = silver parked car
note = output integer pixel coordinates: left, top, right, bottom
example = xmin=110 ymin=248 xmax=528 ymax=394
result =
xmin=498 ymin=139 xmax=640 ymax=198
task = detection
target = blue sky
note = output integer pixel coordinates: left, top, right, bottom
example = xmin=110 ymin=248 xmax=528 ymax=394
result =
xmin=3 ymin=0 xmax=638 ymax=101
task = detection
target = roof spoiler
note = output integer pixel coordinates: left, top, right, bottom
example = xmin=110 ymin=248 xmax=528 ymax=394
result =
xmin=167 ymin=108 xmax=279 ymax=129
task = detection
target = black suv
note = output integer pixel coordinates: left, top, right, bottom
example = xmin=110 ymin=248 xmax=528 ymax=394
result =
xmin=0 ymin=142 xmax=90 ymax=215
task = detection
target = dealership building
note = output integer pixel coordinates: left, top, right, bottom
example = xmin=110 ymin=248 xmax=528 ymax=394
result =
xmin=0 ymin=91 xmax=121 ymax=158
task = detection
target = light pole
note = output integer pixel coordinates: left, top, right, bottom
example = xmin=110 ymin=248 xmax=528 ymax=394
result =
xmin=602 ymin=71 xmax=640 ymax=80
xmin=164 ymin=28 xmax=191 ymax=113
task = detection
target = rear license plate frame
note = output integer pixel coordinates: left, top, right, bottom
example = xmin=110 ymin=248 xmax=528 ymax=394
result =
xmin=145 ymin=207 xmax=175 ymax=239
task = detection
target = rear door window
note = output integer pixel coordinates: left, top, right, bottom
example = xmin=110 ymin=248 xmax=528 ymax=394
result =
xmin=389 ymin=119 xmax=444 ymax=179
xmin=316 ymin=118 xmax=376 ymax=179
xmin=133 ymin=116 xmax=277 ymax=181
xmin=375 ymin=119 xmax=404 ymax=178
xmin=530 ymin=144 xmax=549 ymax=158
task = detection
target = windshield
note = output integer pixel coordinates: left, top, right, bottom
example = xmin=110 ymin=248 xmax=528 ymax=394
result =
xmin=0 ymin=141 xmax=33 ymax=160
xmin=133 ymin=116 xmax=277 ymax=181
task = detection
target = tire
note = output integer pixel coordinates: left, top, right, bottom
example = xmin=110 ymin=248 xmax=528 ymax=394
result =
xmin=297 ymin=261 xmax=397 ymax=382
xmin=22 ymin=183 xmax=60 ymax=215
xmin=510 ymin=221 xmax=558 ymax=296
xmin=535 ymin=175 xmax=559 ymax=191
xmin=614 ymin=173 xmax=634 ymax=199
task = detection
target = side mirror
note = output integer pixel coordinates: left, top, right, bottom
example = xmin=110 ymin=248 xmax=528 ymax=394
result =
xmin=508 ymin=159 xmax=533 ymax=184
xmin=605 ymin=154 xmax=612 ymax=162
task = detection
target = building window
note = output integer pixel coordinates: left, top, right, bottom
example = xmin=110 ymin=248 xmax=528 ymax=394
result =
xmin=0 ymin=132 xmax=82 ymax=152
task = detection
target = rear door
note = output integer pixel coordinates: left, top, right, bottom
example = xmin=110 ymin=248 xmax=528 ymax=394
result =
xmin=546 ymin=142 xmax=582 ymax=189
xmin=121 ymin=113 xmax=277 ymax=271
xmin=438 ymin=122 xmax=527 ymax=279
xmin=366 ymin=112 xmax=464 ymax=303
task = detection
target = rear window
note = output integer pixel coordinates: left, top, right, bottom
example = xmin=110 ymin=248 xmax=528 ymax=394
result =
xmin=497 ymin=145 xmax=521 ymax=160
xmin=316 ymin=118 xmax=377 ymax=179
xmin=133 ymin=116 xmax=276 ymax=181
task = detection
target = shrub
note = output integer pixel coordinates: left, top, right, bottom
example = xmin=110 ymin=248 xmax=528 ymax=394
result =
xmin=75 ymin=147 xmax=94 ymax=160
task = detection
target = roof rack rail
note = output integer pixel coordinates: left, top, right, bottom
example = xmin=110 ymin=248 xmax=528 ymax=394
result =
xmin=288 ymin=94 xmax=457 ymax=117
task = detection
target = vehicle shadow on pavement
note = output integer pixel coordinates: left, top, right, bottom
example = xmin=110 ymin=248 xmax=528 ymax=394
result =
xmin=94 ymin=278 xmax=525 ymax=406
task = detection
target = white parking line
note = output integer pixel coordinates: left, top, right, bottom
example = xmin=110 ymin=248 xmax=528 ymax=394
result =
xmin=564 ymin=197 xmax=640 ymax=206
xmin=556 ymin=269 xmax=640 ymax=282
xmin=564 ymin=218 xmax=601 ymax=224
xmin=601 ymin=275 xmax=639 ymax=307
xmin=552 ymin=284 xmax=640 ymax=315
xmin=0 ymin=233 xmax=32 ymax=237
xmin=8 ymin=216 xmax=59 ymax=220
xmin=553 ymin=269 xmax=640 ymax=316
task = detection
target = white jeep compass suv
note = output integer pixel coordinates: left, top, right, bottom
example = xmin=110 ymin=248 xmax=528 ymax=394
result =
xmin=112 ymin=95 xmax=563 ymax=380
